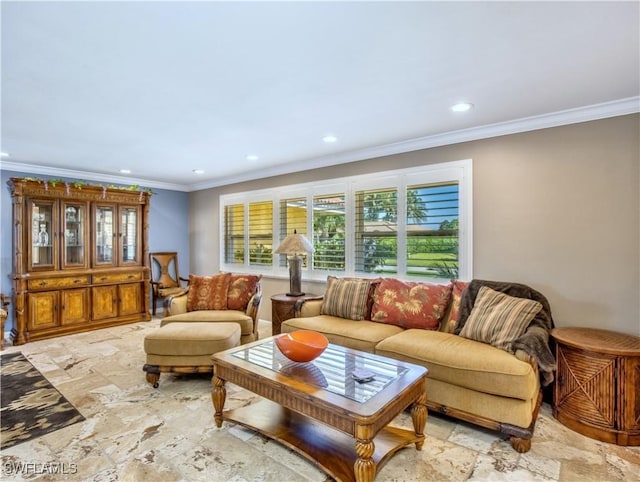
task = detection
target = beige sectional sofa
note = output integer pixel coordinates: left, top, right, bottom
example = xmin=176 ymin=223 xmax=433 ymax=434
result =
xmin=281 ymin=277 xmax=555 ymax=452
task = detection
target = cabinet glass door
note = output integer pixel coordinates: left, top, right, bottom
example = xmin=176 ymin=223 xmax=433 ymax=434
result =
xmin=29 ymin=200 xmax=56 ymax=270
xmin=95 ymin=205 xmax=115 ymax=265
xmin=121 ymin=206 xmax=139 ymax=264
xmin=62 ymin=202 xmax=88 ymax=268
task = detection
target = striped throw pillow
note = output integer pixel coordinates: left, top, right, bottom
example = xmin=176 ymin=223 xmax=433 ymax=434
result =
xmin=320 ymin=276 xmax=371 ymax=321
xmin=459 ymin=286 xmax=542 ymax=352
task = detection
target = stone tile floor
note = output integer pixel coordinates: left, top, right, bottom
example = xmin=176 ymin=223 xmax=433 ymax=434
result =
xmin=1 ymin=317 xmax=638 ymax=481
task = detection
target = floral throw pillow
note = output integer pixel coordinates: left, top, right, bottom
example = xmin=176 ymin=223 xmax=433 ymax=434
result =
xmin=459 ymin=286 xmax=542 ymax=352
xmin=440 ymin=280 xmax=469 ymax=333
xmin=227 ymin=274 xmax=261 ymax=311
xmin=187 ymin=273 xmax=230 ymax=311
xmin=371 ymin=278 xmax=452 ymax=330
xmin=320 ymin=276 xmax=371 ymax=321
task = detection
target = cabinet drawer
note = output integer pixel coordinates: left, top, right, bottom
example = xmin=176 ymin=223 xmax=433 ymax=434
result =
xmin=93 ymin=272 xmax=143 ymax=284
xmin=28 ymin=276 xmax=89 ymax=290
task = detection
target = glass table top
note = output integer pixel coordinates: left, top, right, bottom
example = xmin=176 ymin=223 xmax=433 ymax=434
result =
xmin=232 ymin=340 xmax=409 ymax=403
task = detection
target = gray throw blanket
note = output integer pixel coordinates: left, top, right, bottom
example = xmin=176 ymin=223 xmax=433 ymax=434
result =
xmin=455 ymin=279 xmax=556 ymax=386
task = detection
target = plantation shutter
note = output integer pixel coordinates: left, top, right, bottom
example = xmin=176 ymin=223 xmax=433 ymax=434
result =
xmin=406 ymin=182 xmax=460 ymax=278
xmin=224 ymin=204 xmax=245 ymax=265
xmin=355 ymin=188 xmax=398 ymax=274
xmin=312 ymin=193 xmax=345 ymax=271
xmin=248 ymin=201 xmax=273 ymax=266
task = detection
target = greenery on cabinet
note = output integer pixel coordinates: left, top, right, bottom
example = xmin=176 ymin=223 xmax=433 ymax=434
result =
xmin=17 ymin=176 xmax=154 ymax=194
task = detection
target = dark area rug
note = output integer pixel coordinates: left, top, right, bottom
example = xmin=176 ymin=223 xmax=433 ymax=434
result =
xmin=1 ymin=352 xmax=85 ymax=449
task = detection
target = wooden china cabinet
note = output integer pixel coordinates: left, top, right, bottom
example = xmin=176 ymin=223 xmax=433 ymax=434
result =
xmin=9 ymin=178 xmax=152 ymax=345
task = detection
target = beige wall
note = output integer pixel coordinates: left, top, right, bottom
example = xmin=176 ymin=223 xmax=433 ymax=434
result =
xmin=190 ymin=114 xmax=640 ymax=336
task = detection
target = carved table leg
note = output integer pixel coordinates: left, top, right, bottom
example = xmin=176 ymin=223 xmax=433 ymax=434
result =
xmin=212 ymin=375 xmax=226 ymax=428
xmin=411 ymin=389 xmax=428 ymax=450
xmin=354 ymin=437 xmax=375 ymax=482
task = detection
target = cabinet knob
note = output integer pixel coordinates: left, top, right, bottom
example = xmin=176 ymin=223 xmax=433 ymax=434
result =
xmin=558 ymin=375 xmax=564 ymax=386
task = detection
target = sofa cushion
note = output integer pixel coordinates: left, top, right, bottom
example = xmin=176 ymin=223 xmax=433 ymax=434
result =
xmin=161 ymin=310 xmax=254 ymax=336
xmin=375 ymin=329 xmax=538 ymax=400
xmin=227 ymin=274 xmax=260 ymax=310
xmin=371 ymin=278 xmax=452 ymax=330
xmin=440 ymin=279 xmax=469 ymax=333
xmin=459 ymin=286 xmax=542 ymax=352
xmin=187 ymin=273 xmax=230 ymax=311
xmin=282 ymin=316 xmax=403 ymax=353
xmin=320 ymin=276 xmax=371 ymax=321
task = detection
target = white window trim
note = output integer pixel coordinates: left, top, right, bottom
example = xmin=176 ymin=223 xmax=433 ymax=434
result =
xmin=220 ymin=159 xmax=473 ymax=282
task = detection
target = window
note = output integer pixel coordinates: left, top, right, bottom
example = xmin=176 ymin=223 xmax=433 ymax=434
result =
xmin=220 ymin=159 xmax=472 ymax=281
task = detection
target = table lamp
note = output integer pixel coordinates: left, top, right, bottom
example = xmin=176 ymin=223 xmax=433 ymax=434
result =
xmin=274 ymin=230 xmax=315 ymax=296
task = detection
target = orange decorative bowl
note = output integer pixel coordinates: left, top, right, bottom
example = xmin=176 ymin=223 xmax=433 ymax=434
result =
xmin=275 ymin=330 xmax=329 ymax=363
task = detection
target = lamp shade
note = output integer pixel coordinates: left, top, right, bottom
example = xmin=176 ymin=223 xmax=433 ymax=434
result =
xmin=274 ymin=231 xmax=315 ymax=255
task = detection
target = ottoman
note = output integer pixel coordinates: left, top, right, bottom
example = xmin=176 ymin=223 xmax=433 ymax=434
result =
xmin=143 ymin=321 xmax=241 ymax=388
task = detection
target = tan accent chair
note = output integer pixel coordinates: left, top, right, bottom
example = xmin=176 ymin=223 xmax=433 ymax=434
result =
xmin=142 ymin=275 xmax=262 ymax=387
xmin=164 ymin=276 xmax=262 ymax=344
xmin=149 ymin=252 xmax=189 ymax=316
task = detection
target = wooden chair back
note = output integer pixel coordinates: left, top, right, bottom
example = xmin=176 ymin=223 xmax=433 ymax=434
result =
xmin=149 ymin=252 xmax=188 ymax=315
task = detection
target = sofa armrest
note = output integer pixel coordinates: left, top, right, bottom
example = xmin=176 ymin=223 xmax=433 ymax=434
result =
xmin=165 ymin=292 xmax=188 ymax=316
xmin=294 ymin=297 xmax=324 ymax=318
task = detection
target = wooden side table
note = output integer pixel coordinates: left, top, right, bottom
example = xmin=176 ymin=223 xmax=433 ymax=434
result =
xmin=271 ymin=293 xmax=318 ymax=335
xmin=551 ymin=327 xmax=640 ymax=446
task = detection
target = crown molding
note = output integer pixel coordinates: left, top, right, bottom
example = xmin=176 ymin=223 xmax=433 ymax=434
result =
xmin=0 ymin=161 xmax=190 ymax=192
xmin=3 ymin=97 xmax=638 ymax=192
xmin=191 ymin=96 xmax=639 ymax=191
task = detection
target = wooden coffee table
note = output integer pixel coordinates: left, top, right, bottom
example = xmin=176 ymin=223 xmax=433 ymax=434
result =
xmin=211 ymin=336 xmax=428 ymax=482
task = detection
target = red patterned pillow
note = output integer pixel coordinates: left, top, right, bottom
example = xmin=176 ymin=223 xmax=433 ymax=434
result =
xmin=441 ymin=280 xmax=470 ymax=333
xmin=227 ymin=274 xmax=261 ymax=310
xmin=187 ymin=273 xmax=230 ymax=311
xmin=371 ymin=278 xmax=453 ymax=330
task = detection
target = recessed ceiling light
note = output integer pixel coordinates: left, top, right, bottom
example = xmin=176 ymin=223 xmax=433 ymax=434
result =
xmin=451 ymin=102 xmax=474 ymax=113
xmin=246 ymin=155 xmax=259 ymax=161
xmin=193 ymin=169 xmax=205 ymax=175
xmin=322 ymin=135 xmax=338 ymax=143
xmin=119 ymin=169 xmax=131 ymax=174
xmin=0 ymin=152 xmax=9 ymax=157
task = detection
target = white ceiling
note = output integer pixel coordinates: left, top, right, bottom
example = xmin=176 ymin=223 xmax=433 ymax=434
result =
xmin=1 ymin=1 xmax=639 ymax=192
